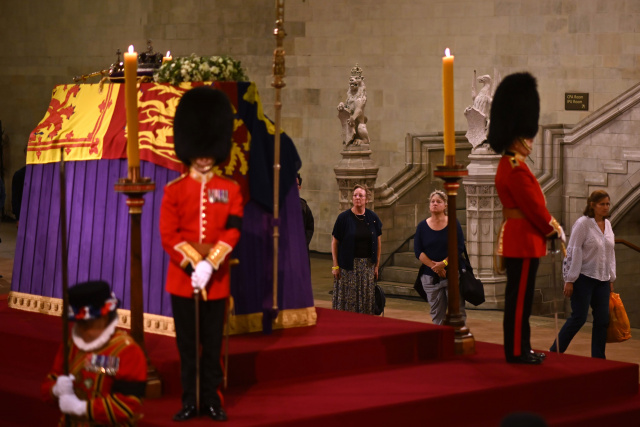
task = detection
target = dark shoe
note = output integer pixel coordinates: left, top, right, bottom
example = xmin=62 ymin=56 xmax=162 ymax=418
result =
xmin=201 ymin=405 xmax=228 ymax=422
xmin=530 ymin=350 xmax=546 ymax=360
xmin=173 ymin=405 xmax=198 ymax=422
xmin=506 ymin=354 xmax=543 ymax=365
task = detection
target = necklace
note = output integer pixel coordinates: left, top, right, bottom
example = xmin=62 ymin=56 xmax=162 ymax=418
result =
xmin=352 ymin=210 xmax=365 ymax=221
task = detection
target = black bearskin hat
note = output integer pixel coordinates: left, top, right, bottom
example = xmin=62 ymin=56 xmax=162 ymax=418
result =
xmin=68 ymin=280 xmax=119 ymax=321
xmin=488 ymin=72 xmax=540 ymax=154
xmin=173 ymin=86 xmax=234 ymax=166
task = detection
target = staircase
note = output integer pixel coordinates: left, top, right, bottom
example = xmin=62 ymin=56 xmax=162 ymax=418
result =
xmin=378 ymin=238 xmax=422 ymax=298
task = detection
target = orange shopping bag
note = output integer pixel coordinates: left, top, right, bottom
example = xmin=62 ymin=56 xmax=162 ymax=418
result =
xmin=606 ymin=292 xmax=631 ymax=343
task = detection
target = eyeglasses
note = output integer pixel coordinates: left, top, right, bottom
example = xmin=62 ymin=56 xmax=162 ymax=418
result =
xmin=353 ymin=194 xmax=366 ymax=198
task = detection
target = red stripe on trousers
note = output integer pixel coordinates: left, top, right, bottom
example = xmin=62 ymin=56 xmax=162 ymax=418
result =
xmin=513 ymin=259 xmax=530 ymax=357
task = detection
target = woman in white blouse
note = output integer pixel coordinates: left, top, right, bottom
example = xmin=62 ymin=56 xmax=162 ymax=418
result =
xmin=550 ymin=190 xmax=615 ymax=358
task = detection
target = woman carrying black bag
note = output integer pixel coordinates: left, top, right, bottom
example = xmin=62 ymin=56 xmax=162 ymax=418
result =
xmin=413 ymin=190 xmax=465 ymax=325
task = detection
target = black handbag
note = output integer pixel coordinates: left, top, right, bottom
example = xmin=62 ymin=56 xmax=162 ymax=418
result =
xmin=374 ymin=284 xmax=386 ymax=316
xmin=459 ymin=247 xmax=485 ymax=306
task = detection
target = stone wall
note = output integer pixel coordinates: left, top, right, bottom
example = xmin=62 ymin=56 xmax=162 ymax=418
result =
xmin=2 ymin=0 xmax=640 ymax=254
xmin=518 ymin=84 xmax=640 ymax=326
xmin=374 ymin=132 xmax=471 ymax=266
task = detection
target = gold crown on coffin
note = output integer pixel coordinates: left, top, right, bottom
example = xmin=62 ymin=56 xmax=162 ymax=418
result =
xmin=351 ymin=63 xmax=363 ymax=77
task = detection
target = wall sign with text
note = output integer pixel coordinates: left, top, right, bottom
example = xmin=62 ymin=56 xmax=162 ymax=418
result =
xmin=565 ymin=93 xmax=589 ymax=110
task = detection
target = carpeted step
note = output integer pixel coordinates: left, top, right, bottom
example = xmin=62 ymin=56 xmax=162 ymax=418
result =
xmin=1 ymin=303 xmax=455 ymax=396
xmin=544 ymin=392 xmax=640 ymax=427
xmin=0 ymin=364 xmax=61 ymax=426
xmin=4 ymin=302 xmax=639 ymax=427
xmin=138 ymin=341 xmax=640 ymax=427
xmin=148 ymin=308 xmax=455 ymax=393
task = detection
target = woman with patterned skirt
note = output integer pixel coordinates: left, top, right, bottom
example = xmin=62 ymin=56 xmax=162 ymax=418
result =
xmin=331 ymin=185 xmax=382 ymax=314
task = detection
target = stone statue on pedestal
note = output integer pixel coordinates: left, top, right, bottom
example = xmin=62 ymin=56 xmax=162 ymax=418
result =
xmin=334 ymin=63 xmax=378 ymax=212
xmin=462 ymin=68 xmax=506 ymax=309
xmin=337 ymin=64 xmax=370 ymax=146
xmin=464 ymin=70 xmax=500 ymax=149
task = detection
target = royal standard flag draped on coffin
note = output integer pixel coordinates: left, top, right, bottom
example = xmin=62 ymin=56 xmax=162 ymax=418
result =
xmin=28 ymin=83 xmax=119 ymax=163
xmin=17 ymin=80 xmax=314 ymax=334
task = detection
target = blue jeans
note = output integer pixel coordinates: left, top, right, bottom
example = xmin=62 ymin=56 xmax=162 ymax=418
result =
xmin=550 ymin=274 xmax=610 ymax=359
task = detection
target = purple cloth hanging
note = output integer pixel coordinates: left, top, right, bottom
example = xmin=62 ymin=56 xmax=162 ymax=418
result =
xmin=11 ymin=159 xmax=314 ymax=320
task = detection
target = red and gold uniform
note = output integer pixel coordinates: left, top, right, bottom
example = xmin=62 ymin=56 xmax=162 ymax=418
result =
xmin=160 ymin=168 xmax=243 ymax=299
xmin=42 ymin=330 xmax=147 ymax=426
xmin=496 ymin=152 xmax=560 ymax=258
xmin=159 ymin=167 xmax=243 ymax=410
xmin=496 ymin=151 xmax=562 ymax=360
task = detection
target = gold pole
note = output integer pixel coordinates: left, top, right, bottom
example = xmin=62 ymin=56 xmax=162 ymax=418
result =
xmin=271 ymin=0 xmax=286 ymax=313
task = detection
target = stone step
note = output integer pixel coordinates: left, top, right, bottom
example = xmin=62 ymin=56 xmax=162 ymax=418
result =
xmin=623 ymin=148 xmax=640 ymax=161
xmin=602 ymin=160 xmax=627 ymax=174
xmin=381 ymin=265 xmax=419 ymax=283
xmin=585 ymin=173 xmax=607 ymax=186
xmin=393 ymin=251 xmax=422 ymax=268
xmin=377 ymin=281 xmax=421 ymax=298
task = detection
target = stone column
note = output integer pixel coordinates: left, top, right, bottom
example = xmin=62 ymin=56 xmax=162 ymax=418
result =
xmin=334 ymin=144 xmax=379 ymax=212
xmin=463 ymin=145 xmax=506 ymax=309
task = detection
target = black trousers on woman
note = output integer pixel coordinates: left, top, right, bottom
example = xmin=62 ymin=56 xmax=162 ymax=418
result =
xmin=503 ymin=257 xmax=540 ymax=361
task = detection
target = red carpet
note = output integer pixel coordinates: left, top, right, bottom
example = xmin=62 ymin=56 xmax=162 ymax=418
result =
xmin=1 ymin=299 xmax=639 ymax=426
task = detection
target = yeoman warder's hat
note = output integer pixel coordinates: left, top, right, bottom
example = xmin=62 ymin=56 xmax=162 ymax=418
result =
xmin=68 ymin=280 xmax=119 ymax=321
xmin=173 ymin=86 xmax=234 ymax=166
xmin=488 ymin=72 xmax=540 ymax=154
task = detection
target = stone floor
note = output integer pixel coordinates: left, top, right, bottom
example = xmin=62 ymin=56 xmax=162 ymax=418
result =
xmin=309 ymin=252 xmax=640 ymax=368
xmin=1 ymin=220 xmax=637 ymax=368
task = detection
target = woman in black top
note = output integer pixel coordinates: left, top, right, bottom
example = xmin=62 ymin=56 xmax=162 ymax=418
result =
xmin=331 ymin=185 xmax=382 ymax=314
xmin=413 ymin=190 xmax=465 ymax=324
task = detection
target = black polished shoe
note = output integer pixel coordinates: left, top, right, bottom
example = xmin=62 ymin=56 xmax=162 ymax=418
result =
xmin=530 ymin=350 xmax=546 ymax=360
xmin=201 ymin=405 xmax=228 ymax=422
xmin=173 ymin=405 xmax=199 ymax=422
xmin=506 ymin=353 xmax=543 ymax=365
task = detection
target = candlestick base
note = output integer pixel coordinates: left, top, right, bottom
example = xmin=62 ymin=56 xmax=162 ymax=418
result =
xmin=145 ymin=367 xmax=163 ymax=399
xmin=445 ymin=311 xmax=476 ymax=356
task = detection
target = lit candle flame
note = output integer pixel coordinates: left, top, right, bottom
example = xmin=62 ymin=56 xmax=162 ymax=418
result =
xmin=166 ymin=51 xmax=171 ymax=57
xmin=128 ymin=45 xmax=134 ymax=54
xmin=445 ymin=48 xmax=451 ymax=57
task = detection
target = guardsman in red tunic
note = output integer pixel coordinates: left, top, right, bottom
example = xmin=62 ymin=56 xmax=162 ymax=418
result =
xmin=42 ymin=281 xmax=147 ymax=426
xmin=488 ymin=73 xmax=565 ymax=365
xmin=159 ymin=86 xmax=242 ymax=422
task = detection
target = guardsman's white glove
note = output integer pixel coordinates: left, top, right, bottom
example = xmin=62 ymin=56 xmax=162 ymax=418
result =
xmin=191 ymin=260 xmax=213 ymax=290
xmin=558 ymin=225 xmax=566 ymax=244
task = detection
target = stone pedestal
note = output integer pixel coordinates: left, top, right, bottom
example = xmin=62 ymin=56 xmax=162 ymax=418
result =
xmin=462 ymin=145 xmax=507 ymax=309
xmin=334 ymin=144 xmax=379 ymax=211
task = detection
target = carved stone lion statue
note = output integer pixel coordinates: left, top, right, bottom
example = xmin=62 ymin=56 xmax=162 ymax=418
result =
xmin=337 ymin=64 xmax=370 ymax=146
